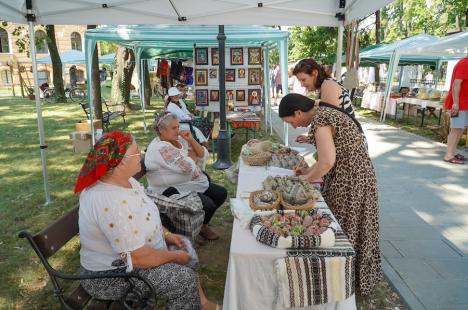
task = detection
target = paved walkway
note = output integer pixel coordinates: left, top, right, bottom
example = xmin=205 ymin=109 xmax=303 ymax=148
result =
xmin=269 ymin=101 xmax=468 ymax=310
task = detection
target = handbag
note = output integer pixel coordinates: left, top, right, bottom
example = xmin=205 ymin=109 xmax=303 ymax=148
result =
xmin=145 ymin=190 xmax=205 ymax=240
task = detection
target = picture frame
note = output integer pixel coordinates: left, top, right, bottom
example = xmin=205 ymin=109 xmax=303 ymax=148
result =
xmin=226 ymin=69 xmax=236 ymax=82
xmin=210 ymin=90 xmax=220 ymax=102
xmin=248 ymin=68 xmax=261 ymax=85
xmin=248 ymin=47 xmax=262 ymax=65
xmin=195 ymin=69 xmax=208 ymax=86
xmin=230 ymin=47 xmax=244 ymax=65
xmin=195 ymin=89 xmax=209 ymax=106
xmin=248 ymin=89 xmax=261 ymax=106
xmin=209 ymin=68 xmax=217 ymax=79
xmin=236 ymin=90 xmax=246 ymax=101
xmin=195 ymin=47 xmax=208 ymax=65
xmin=211 ymin=48 xmax=219 ymax=65
xmin=238 ymin=68 xmax=246 ymax=79
xmin=226 ymin=90 xmax=234 ymax=101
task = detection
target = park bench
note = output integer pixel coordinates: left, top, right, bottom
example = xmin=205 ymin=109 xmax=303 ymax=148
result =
xmin=18 ymin=206 xmax=158 ymax=309
xmin=80 ymin=100 xmax=126 ymax=131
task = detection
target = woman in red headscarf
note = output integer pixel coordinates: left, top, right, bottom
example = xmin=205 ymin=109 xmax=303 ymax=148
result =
xmin=76 ymin=131 xmax=220 ymax=310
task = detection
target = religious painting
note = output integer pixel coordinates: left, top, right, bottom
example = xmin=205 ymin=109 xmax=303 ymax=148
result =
xmin=226 ymin=69 xmax=236 ymax=82
xmin=195 ymin=69 xmax=208 ymax=86
xmin=210 ymin=90 xmax=219 ymax=102
xmin=236 ymin=90 xmax=246 ymax=101
xmin=238 ymin=68 xmax=246 ymax=79
xmin=211 ymin=48 xmax=219 ymax=65
xmin=195 ymin=48 xmax=208 ymax=65
xmin=248 ymin=68 xmax=261 ymax=85
xmin=248 ymin=47 xmax=262 ymax=65
xmin=209 ymin=68 xmax=217 ymax=79
xmin=226 ymin=90 xmax=234 ymax=101
xmin=195 ymin=89 xmax=209 ymax=106
xmin=230 ymin=47 xmax=244 ymax=65
xmin=248 ymin=89 xmax=261 ymax=106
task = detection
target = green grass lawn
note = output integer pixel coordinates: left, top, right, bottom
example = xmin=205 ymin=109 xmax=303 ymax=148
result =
xmin=0 ymin=93 xmax=406 ymax=309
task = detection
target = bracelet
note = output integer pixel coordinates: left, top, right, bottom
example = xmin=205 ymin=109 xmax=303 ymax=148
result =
xmin=164 ymin=231 xmax=171 ymax=237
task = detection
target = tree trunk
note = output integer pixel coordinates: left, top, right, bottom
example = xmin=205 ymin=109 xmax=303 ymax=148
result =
xmin=143 ymin=60 xmax=152 ymax=108
xmin=45 ymin=25 xmax=66 ymax=102
xmin=110 ymin=46 xmax=135 ymax=110
xmin=374 ymin=10 xmax=381 ymax=84
xmin=465 ymin=9 xmax=468 ymax=27
xmin=87 ymin=25 xmax=103 ymax=120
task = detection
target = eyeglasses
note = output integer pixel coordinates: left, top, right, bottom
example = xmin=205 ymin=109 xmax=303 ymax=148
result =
xmin=125 ymin=152 xmax=141 ymax=159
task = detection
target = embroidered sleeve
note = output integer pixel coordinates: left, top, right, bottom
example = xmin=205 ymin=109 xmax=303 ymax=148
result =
xmin=159 ymin=145 xmax=198 ymax=177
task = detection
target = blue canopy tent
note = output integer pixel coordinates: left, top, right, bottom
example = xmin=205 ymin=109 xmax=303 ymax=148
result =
xmin=37 ymin=50 xmax=116 ymax=65
xmin=85 ymin=25 xmax=290 ymax=144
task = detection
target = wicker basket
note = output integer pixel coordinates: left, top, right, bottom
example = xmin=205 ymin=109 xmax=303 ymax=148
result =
xmin=241 ymin=151 xmax=272 ymax=166
xmin=249 ymin=190 xmax=280 ymax=211
xmin=280 ymin=192 xmax=316 ymax=211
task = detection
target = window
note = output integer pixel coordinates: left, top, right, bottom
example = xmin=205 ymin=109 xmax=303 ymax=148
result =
xmin=70 ymin=32 xmax=82 ymax=51
xmin=35 ymin=30 xmax=48 ymax=54
xmin=0 ymin=28 xmax=9 ymax=53
xmin=1 ymin=70 xmax=12 ymax=85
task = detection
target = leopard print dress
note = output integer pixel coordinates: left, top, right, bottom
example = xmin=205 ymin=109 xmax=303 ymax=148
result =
xmin=308 ymin=104 xmax=382 ymax=295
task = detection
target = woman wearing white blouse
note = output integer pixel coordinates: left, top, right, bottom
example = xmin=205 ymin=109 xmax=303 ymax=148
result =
xmin=165 ymin=87 xmax=208 ymax=144
xmin=76 ymin=131 xmax=220 ymax=310
xmin=145 ymin=113 xmax=227 ymax=241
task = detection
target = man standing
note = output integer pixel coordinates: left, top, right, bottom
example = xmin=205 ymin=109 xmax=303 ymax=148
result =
xmin=444 ymin=57 xmax=468 ymax=164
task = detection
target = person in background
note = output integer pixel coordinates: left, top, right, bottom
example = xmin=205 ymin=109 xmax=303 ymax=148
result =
xmin=69 ymin=65 xmax=77 ymax=87
xmin=76 ymin=131 xmax=220 ymax=310
xmin=100 ymin=67 xmax=107 ymax=82
xmin=443 ymin=57 xmax=468 ymax=164
xmin=274 ymin=64 xmax=283 ymax=97
xmin=270 ymin=66 xmax=276 ymax=99
xmin=145 ymin=114 xmax=227 ymax=241
xmin=293 ymin=58 xmax=355 ymax=117
xmin=278 ymin=93 xmax=382 ymax=295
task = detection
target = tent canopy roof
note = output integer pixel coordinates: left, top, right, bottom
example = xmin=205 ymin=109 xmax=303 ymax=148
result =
xmin=397 ymin=31 xmax=468 ymax=59
xmin=86 ymin=25 xmax=289 ymax=47
xmin=1 ymin=0 xmax=394 ymax=26
xmin=36 ymin=50 xmax=115 ymax=64
xmin=359 ymin=33 xmax=442 ymax=65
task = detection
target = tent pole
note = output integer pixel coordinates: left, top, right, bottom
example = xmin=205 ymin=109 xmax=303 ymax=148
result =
xmin=263 ymin=46 xmax=269 ymax=131
xmin=336 ymin=24 xmax=344 ymax=81
xmin=84 ymin=37 xmax=96 ymax=145
xmin=279 ymin=39 xmax=289 ymax=146
xmin=213 ymin=25 xmax=232 ymax=169
xmin=381 ymin=51 xmax=400 ymax=122
xmin=27 ymin=1 xmax=51 ymax=205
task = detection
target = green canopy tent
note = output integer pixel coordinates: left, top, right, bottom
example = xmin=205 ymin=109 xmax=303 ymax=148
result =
xmin=85 ymin=25 xmax=290 ymax=144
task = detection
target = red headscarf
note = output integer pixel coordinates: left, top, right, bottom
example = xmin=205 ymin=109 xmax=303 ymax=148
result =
xmin=74 ymin=131 xmax=133 ymax=193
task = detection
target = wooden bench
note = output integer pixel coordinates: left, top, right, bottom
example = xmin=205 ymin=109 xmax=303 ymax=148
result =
xmin=18 ymin=207 xmax=157 ymax=309
xmin=80 ymin=99 xmax=126 ymax=131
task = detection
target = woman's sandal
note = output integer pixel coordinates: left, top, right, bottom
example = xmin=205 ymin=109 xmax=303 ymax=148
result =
xmin=454 ymin=154 xmax=467 ymax=161
xmin=444 ymin=157 xmax=465 ymax=164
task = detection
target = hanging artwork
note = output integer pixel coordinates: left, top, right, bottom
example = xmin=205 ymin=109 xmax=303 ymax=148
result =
xmin=211 ymin=48 xmax=219 ymax=65
xmin=248 ymin=89 xmax=261 ymax=106
xmin=248 ymin=68 xmax=261 ymax=85
xmin=230 ymin=47 xmax=244 ymax=65
xmin=238 ymin=68 xmax=246 ymax=79
xmin=236 ymin=90 xmax=246 ymax=101
xmin=195 ymin=69 xmax=208 ymax=86
xmin=226 ymin=90 xmax=234 ymax=101
xmin=210 ymin=90 xmax=219 ymax=102
xmin=248 ymin=47 xmax=262 ymax=65
xmin=195 ymin=47 xmax=208 ymax=65
xmin=226 ymin=69 xmax=236 ymax=82
xmin=209 ymin=68 xmax=217 ymax=79
xmin=196 ymin=89 xmax=209 ymax=106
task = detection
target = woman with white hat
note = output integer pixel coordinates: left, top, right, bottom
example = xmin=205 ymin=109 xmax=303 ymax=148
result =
xmin=165 ymin=87 xmax=208 ymax=145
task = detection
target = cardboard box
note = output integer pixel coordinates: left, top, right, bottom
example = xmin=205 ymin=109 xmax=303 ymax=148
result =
xmin=75 ymin=120 xmax=103 ymax=132
xmin=69 ymin=131 xmax=92 ymax=153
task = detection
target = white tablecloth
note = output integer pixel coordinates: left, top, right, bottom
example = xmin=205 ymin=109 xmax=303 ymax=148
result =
xmin=223 ymin=157 xmax=357 ymax=310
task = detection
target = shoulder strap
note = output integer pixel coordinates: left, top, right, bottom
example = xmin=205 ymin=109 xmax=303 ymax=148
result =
xmin=318 ymin=101 xmax=363 ymax=133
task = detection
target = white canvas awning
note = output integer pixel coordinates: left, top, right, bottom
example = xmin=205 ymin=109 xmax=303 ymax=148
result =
xmin=0 ymin=0 xmax=394 ymax=26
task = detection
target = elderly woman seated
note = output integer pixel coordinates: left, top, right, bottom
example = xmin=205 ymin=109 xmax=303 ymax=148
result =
xmin=145 ymin=113 xmax=227 ymax=241
xmin=165 ymin=86 xmax=208 ymax=147
xmin=76 ymin=131 xmax=220 ymax=310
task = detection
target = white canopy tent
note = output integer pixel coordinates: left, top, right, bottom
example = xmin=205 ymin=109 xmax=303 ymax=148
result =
xmin=0 ymin=0 xmax=395 ymax=204
xmin=381 ymin=31 xmax=468 ymax=121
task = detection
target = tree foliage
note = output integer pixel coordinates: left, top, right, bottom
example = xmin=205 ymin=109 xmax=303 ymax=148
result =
xmin=289 ymin=26 xmax=338 ymax=65
xmin=99 ymin=41 xmax=118 ymax=56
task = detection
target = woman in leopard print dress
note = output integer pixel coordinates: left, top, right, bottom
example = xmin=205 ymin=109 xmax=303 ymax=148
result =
xmin=279 ymin=93 xmax=382 ymax=295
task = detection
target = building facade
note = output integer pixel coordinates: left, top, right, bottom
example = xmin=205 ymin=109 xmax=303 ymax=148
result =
xmin=0 ymin=23 xmax=88 ymax=89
